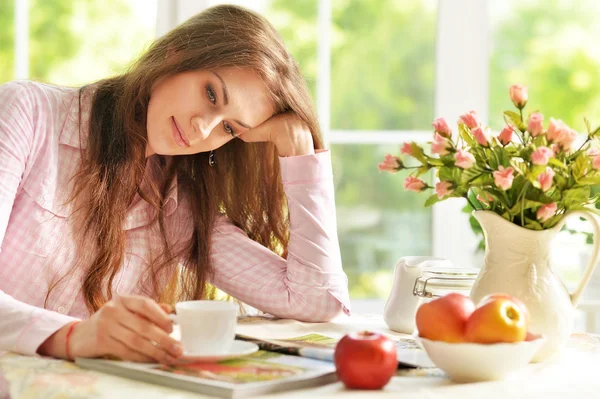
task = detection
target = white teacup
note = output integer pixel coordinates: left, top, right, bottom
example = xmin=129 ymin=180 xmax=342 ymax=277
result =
xmin=170 ymin=300 xmax=237 ymax=355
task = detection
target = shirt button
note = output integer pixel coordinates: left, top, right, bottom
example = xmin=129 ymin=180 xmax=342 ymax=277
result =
xmin=57 ymin=306 xmax=66 ymax=314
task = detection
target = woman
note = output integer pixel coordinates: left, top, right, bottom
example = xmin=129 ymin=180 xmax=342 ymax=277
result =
xmin=0 ymin=5 xmax=350 ymax=365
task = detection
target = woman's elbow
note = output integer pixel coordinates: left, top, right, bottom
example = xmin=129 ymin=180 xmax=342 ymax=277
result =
xmin=292 ymin=293 xmax=349 ymax=323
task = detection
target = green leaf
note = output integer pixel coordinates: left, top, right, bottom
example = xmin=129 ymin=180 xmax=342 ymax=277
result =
xmin=468 ymin=174 xmax=495 ymax=187
xmin=562 ymin=187 xmax=591 ymax=208
xmin=532 ymin=135 xmax=548 ymax=148
xmin=542 ymin=214 xmax=564 ymax=229
xmin=578 ymin=175 xmax=600 ymax=185
xmin=524 ymin=219 xmax=544 ymax=230
xmin=410 ymin=143 xmax=427 ymax=163
xmin=503 ymin=111 xmax=526 ymax=132
xmin=459 ymin=124 xmax=475 ymax=146
xmin=508 ymin=199 xmax=545 ymax=217
xmin=427 ymin=158 xmax=444 ymax=167
xmin=553 ymin=173 xmax=569 ymax=190
xmin=525 ymin=189 xmax=554 ymax=204
xmin=460 ymin=164 xmax=486 ymax=185
xmin=469 ymin=214 xmax=483 ymax=234
xmin=439 ymin=166 xmax=457 ymax=182
xmin=573 ymin=153 xmax=590 ymax=181
xmin=424 ymin=194 xmax=441 ymax=207
xmin=416 ymin=164 xmax=432 ymax=177
xmin=548 ymin=157 xmax=568 ymax=170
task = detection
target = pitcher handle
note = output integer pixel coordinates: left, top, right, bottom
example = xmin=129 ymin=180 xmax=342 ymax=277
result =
xmin=555 ymin=210 xmax=600 ymax=307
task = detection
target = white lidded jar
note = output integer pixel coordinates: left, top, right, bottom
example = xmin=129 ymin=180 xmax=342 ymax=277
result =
xmin=384 ymin=258 xmax=479 ymax=334
xmin=413 ymin=266 xmax=479 ymax=301
xmin=384 ymin=256 xmax=452 ymax=334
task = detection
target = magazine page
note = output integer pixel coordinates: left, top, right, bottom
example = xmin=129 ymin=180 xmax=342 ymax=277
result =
xmin=76 ymin=350 xmax=336 ymax=399
xmin=235 ymin=316 xmax=434 ymax=368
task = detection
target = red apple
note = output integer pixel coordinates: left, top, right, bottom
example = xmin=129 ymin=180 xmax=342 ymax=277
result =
xmin=478 ymin=293 xmax=530 ymax=324
xmin=415 ymin=293 xmax=475 ymax=343
xmin=334 ymin=331 xmax=397 ymax=390
xmin=465 ymin=298 xmax=527 ymax=343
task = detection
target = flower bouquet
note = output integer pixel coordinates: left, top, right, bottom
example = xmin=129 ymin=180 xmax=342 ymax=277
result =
xmin=378 ymin=85 xmax=600 ymax=362
xmin=378 ymin=84 xmax=600 ymax=230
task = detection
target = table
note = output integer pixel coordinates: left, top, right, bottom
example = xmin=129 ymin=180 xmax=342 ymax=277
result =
xmin=1 ymin=314 xmax=600 ymax=399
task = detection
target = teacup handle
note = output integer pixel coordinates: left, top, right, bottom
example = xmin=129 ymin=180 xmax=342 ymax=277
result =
xmin=555 ymin=210 xmax=600 ymax=306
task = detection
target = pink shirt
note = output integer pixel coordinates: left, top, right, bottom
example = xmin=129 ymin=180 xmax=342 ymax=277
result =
xmin=0 ymin=81 xmax=350 ymax=356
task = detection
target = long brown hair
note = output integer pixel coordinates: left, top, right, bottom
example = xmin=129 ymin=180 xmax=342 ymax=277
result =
xmin=58 ymin=5 xmax=323 ymax=313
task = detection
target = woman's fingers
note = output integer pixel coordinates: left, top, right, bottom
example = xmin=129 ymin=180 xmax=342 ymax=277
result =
xmin=106 ymin=333 xmax=156 ymax=363
xmin=158 ymin=303 xmax=174 ymax=314
xmin=110 ymin=323 xmax=177 ymax=364
xmin=118 ymin=295 xmax=173 ymax=333
xmin=118 ymin=310 xmax=182 ymax=358
xmin=236 ymin=114 xmax=286 ymax=143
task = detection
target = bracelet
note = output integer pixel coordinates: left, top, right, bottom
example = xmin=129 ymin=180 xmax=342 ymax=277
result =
xmin=65 ymin=321 xmax=81 ymax=361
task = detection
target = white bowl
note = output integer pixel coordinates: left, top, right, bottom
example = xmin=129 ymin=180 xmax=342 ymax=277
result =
xmin=418 ymin=337 xmax=545 ymax=383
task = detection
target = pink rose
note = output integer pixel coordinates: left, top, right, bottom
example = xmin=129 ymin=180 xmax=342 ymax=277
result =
xmin=459 ymin=111 xmax=479 ymax=129
xmin=404 ymin=176 xmax=426 ymax=192
xmin=454 ymin=149 xmax=476 ymax=169
xmin=509 ymin=84 xmax=528 ymax=108
xmin=498 ymin=125 xmax=514 ymax=146
xmin=547 ymin=119 xmax=577 ymax=151
xmin=378 ymin=154 xmax=401 ymax=173
xmin=547 ymin=118 xmax=564 ymax=142
xmin=528 ymin=112 xmax=544 ymax=137
xmin=538 ymin=167 xmax=555 ymax=192
xmin=435 ymin=181 xmax=454 ymax=199
xmin=432 ymin=117 xmax=452 ymax=138
xmin=472 ymin=126 xmax=491 ymax=147
xmin=431 ymin=133 xmax=451 ymax=155
xmin=477 ymin=192 xmax=494 ymax=205
xmin=550 ymin=143 xmax=562 ymax=155
xmin=593 ymin=156 xmax=600 ymax=171
xmin=493 ymin=166 xmax=515 ymax=190
xmin=537 ymin=202 xmax=557 ymax=222
xmin=558 ymin=128 xmax=577 ymax=151
xmin=401 ymin=142 xmax=413 ymax=156
xmin=588 ymin=148 xmax=600 ymax=157
xmin=531 ymin=146 xmax=554 ymax=165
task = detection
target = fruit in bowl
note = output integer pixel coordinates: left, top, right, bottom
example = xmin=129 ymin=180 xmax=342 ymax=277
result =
xmin=415 ymin=293 xmax=475 ymax=343
xmin=418 ymin=335 xmax=545 ymax=382
xmin=415 ymin=293 xmax=544 ymax=382
xmin=465 ymin=295 xmax=528 ymax=343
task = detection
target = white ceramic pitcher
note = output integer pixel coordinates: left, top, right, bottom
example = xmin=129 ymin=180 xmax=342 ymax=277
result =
xmin=469 ymin=210 xmax=600 ymax=362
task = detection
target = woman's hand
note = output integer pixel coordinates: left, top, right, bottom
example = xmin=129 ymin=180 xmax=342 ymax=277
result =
xmin=38 ymin=296 xmax=182 ymax=364
xmin=238 ymin=113 xmax=315 ymax=157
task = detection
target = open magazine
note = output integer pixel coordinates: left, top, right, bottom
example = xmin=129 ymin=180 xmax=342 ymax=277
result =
xmin=76 ymin=350 xmax=336 ymax=399
xmin=235 ymin=333 xmax=435 ymax=368
xmin=76 ymin=317 xmax=434 ymax=397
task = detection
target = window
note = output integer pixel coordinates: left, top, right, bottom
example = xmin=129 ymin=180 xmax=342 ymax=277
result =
xmin=6 ymin=0 xmax=599 ymax=327
xmin=0 ymin=0 xmax=15 ymax=82
xmin=2 ymin=0 xmax=157 ymax=85
xmin=209 ymin=0 xmax=438 ymax=301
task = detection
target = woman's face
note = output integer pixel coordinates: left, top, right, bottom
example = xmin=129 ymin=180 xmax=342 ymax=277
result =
xmin=146 ymin=67 xmax=275 ymax=157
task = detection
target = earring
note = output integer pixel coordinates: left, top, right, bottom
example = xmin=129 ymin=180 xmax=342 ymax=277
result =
xmin=209 ymin=150 xmax=216 ymax=167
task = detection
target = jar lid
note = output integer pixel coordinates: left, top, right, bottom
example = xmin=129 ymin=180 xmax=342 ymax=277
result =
xmin=413 ymin=267 xmax=480 ymax=298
